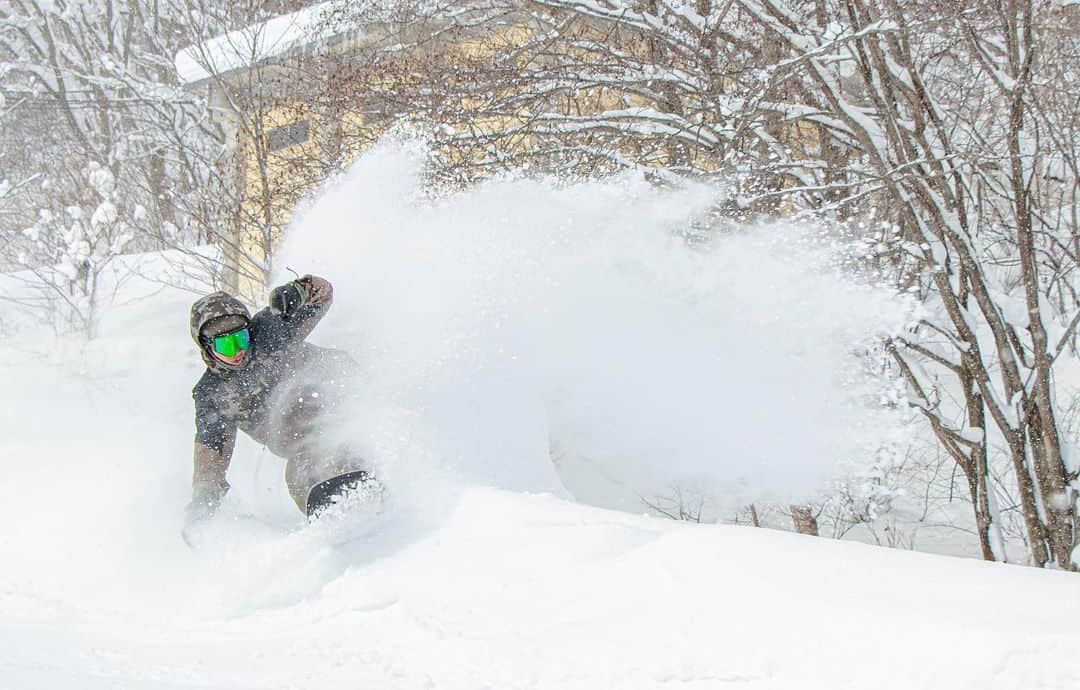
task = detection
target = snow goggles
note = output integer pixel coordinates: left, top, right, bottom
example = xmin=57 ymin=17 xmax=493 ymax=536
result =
xmin=211 ymin=327 xmax=251 ymax=357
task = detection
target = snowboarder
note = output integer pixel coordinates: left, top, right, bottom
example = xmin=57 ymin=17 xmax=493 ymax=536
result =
xmin=184 ymin=274 xmax=371 ymax=539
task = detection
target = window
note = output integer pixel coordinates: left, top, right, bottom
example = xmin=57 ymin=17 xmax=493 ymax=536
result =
xmin=266 ymin=120 xmax=310 ymax=153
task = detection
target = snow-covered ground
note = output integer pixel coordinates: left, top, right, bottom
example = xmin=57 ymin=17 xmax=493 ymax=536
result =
xmin=5 ymin=484 xmax=1080 ymax=689
xmin=3 ymin=145 xmax=1079 ymax=688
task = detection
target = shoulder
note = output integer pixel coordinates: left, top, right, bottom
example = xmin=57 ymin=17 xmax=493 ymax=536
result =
xmin=192 ymin=370 xmax=220 ymax=403
xmin=192 ymin=371 xmax=232 ymax=430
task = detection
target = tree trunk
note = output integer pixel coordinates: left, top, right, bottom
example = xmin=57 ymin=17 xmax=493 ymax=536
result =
xmin=791 ymin=505 xmax=819 ymax=536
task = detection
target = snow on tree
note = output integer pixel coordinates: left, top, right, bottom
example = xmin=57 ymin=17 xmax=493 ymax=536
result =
xmin=0 ymin=0 xmax=245 ymax=316
xmin=9 ymin=162 xmax=134 ymax=336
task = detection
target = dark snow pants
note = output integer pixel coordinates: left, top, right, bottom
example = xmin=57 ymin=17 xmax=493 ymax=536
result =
xmin=278 ymin=384 xmax=368 ymax=515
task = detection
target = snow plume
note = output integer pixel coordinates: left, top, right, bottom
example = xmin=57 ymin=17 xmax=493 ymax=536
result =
xmin=276 ymin=141 xmax=912 ymax=513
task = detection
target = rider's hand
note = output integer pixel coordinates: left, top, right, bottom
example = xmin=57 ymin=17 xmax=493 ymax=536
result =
xmin=270 ymin=280 xmax=308 ymax=318
xmin=183 ymin=496 xmax=215 ymax=527
xmin=182 ymin=476 xmax=228 ymax=546
xmin=181 ymin=498 xmax=213 ymax=548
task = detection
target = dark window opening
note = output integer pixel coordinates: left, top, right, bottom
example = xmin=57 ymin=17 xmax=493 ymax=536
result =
xmin=266 ymin=120 xmax=310 ymax=153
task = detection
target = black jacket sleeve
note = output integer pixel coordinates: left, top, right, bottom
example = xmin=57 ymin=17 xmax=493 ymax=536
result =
xmin=191 ymin=381 xmax=236 ymax=508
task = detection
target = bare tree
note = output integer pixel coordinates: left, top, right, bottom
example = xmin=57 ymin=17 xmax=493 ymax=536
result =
xmin=724 ymin=0 xmax=1077 ymax=567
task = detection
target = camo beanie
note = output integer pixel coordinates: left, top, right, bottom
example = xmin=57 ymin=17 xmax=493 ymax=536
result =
xmin=190 ymin=291 xmax=252 ymax=372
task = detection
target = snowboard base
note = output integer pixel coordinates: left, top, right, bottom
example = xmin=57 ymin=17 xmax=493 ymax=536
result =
xmin=306 ymin=470 xmax=377 ymax=518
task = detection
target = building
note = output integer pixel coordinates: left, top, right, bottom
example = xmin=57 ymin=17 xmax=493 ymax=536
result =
xmin=175 ymin=1 xmax=406 ymax=301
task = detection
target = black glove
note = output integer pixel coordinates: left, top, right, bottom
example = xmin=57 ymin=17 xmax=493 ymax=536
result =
xmin=269 ymin=280 xmax=308 ymax=318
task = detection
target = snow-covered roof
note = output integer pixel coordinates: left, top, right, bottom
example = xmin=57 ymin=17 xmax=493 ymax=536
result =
xmin=175 ymin=0 xmax=361 ymax=87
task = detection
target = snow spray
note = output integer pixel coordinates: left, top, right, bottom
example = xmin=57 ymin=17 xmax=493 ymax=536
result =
xmin=274 ymin=140 xmax=911 ymax=515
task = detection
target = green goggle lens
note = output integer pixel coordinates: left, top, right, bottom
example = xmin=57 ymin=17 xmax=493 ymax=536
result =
xmin=212 ymin=328 xmax=251 ymax=357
